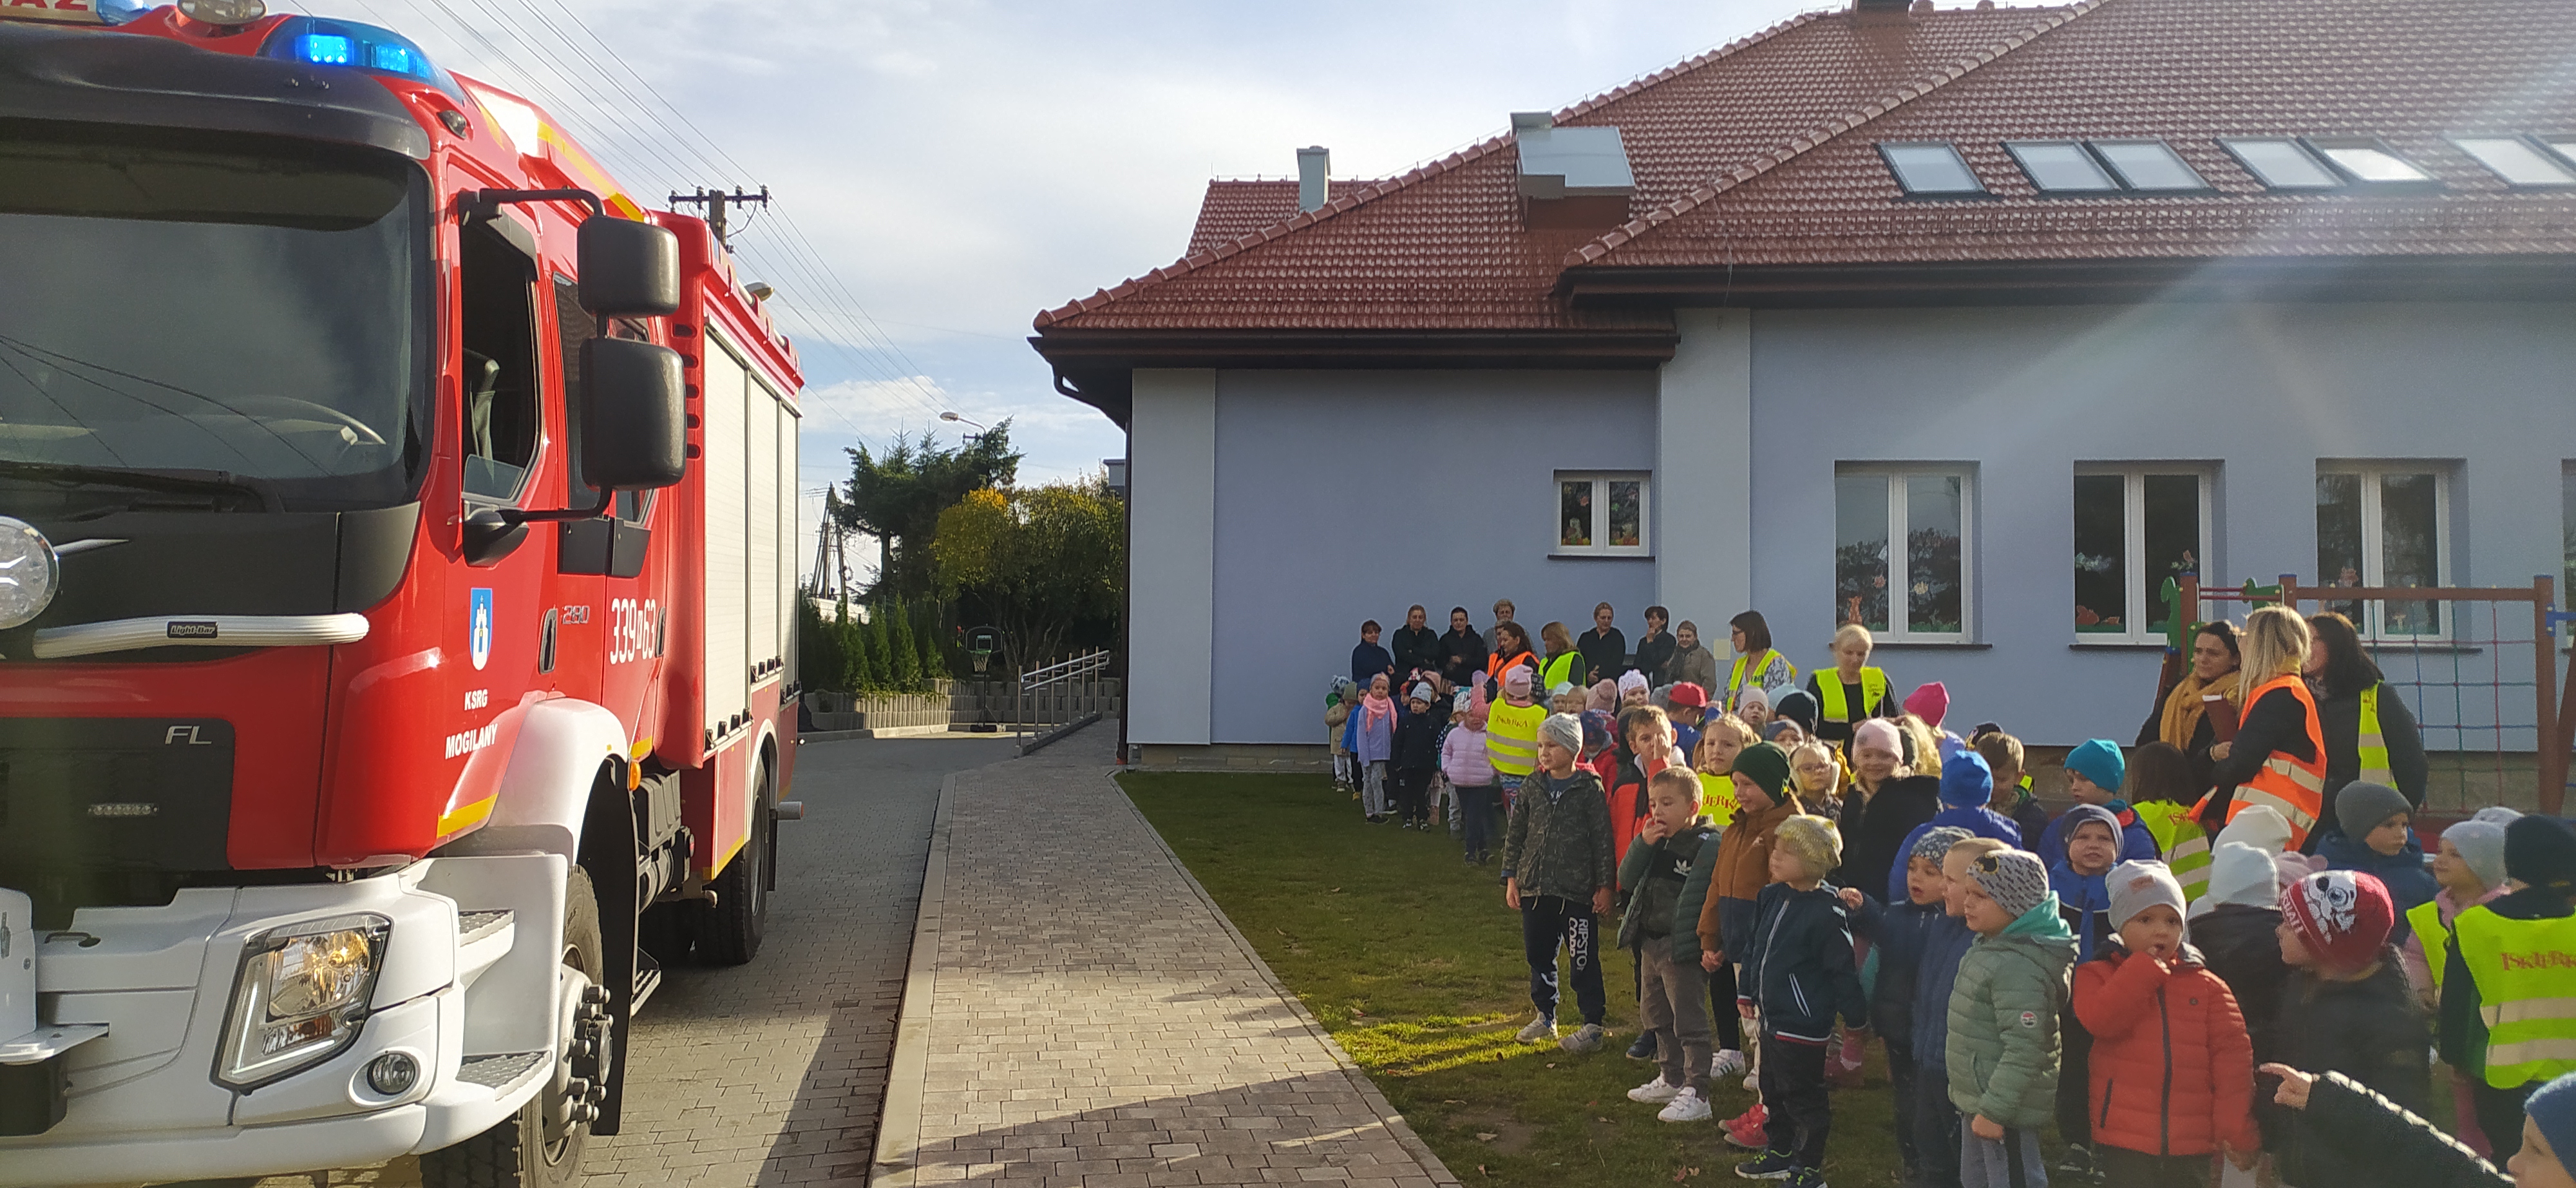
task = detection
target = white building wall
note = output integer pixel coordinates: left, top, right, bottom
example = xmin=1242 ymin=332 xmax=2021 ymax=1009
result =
xmin=1126 ymin=369 xmax=1219 ymax=745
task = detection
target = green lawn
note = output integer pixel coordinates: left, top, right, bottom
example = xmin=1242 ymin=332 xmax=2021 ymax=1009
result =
xmin=1122 ymin=770 xmax=1905 ymax=1188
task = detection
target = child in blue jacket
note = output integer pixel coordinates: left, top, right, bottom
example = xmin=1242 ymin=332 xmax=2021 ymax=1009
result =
xmin=2034 ymin=739 xmax=2159 ymax=870
xmin=1889 ymin=752 xmax=2023 ymax=902
xmin=1916 ymin=835 xmax=2009 ymax=1188
xmin=2320 ymin=781 xmax=2438 ymax=946
xmin=1852 ymin=825 xmax=1974 ymax=1187
xmin=1732 ymin=814 xmax=1869 ymax=1187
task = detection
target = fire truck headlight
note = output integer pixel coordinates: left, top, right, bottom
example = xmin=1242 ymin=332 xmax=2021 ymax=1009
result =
xmin=216 ymin=914 xmax=390 ymax=1090
xmin=0 ymin=517 xmax=59 ymax=631
xmin=176 ymin=0 xmax=267 ymax=25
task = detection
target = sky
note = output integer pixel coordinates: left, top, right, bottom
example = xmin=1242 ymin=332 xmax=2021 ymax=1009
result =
xmin=292 ymin=0 xmax=1830 ymax=586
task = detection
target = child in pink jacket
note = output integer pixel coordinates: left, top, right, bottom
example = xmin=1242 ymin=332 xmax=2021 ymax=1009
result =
xmin=1443 ymin=691 xmax=1500 ymax=865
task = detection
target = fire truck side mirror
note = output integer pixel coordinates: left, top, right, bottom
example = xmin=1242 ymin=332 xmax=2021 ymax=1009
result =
xmin=580 ymin=337 xmax=687 ymax=490
xmin=577 ymin=218 xmax=681 ymax=318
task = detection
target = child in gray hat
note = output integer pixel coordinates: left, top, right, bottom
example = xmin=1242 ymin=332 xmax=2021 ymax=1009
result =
xmin=1948 ymin=848 xmax=2076 ymax=1188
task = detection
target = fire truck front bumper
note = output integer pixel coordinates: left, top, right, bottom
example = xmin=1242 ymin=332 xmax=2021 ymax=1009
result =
xmin=0 ymin=854 xmax=567 ymax=1187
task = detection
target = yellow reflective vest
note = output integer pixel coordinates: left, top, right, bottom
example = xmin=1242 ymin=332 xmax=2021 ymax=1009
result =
xmin=1699 ymin=771 xmax=1740 ymax=829
xmin=2135 ymin=800 xmax=2212 ymax=900
xmin=1726 ymin=651 xmax=1799 ymax=701
xmin=2454 ymin=906 xmax=2576 ymax=1088
xmin=2409 ymin=899 xmax=2450 ymax=995
xmin=2358 ymin=684 xmax=2394 ymax=787
xmin=1541 ymin=651 xmax=1579 ymax=692
xmin=1815 ymin=667 xmax=1891 ymax=725
xmin=1486 ymin=699 xmax=1544 ymax=778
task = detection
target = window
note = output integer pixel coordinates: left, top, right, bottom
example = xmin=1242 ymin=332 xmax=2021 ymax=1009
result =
xmin=1555 ymin=472 xmax=1647 ymax=556
xmin=2316 ymin=465 xmax=2451 ymax=638
xmin=1880 ymin=143 xmax=1987 ymax=196
xmin=2542 ymin=137 xmax=2576 ymax=172
xmin=2090 ymin=140 xmax=2210 ymax=191
xmin=459 ymin=218 xmax=541 ymax=502
xmin=1835 ymin=467 xmax=1973 ymax=642
xmin=2006 ymin=142 xmax=2119 ymax=193
xmin=2072 ymin=468 xmax=2211 ymax=643
xmin=2452 ymin=137 xmax=2576 ymax=187
xmin=2307 ymin=137 xmax=2436 ymax=184
xmin=2220 ymin=139 xmax=2343 ymax=189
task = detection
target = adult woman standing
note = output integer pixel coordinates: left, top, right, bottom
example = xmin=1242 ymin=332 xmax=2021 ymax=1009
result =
xmin=2198 ymin=607 xmax=2327 ymax=848
xmin=1539 ymin=622 xmax=1581 ymax=691
xmin=1670 ymin=620 xmax=1719 ymax=693
xmin=1804 ymin=623 xmax=1894 ymax=747
xmin=1485 ymin=622 xmax=1539 ymax=687
xmin=1723 ymin=611 xmax=1799 ymax=711
xmin=2305 ymin=610 xmax=2429 ymax=852
xmin=2139 ymin=621 xmax=2244 ymax=795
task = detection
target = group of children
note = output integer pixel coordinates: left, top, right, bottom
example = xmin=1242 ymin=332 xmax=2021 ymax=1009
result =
xmin=1314 ymin=611 xmax=2576 ymax=1188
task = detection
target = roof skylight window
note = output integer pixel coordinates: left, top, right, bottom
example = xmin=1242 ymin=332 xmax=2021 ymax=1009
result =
xmin=2005 ymin=142 xmax=2118 ymax=193
xmin=2219 ymin=139 xmax=2342 ymax=189
xmin=2307 ymin=138 xmax=2435 ymax=184
xmin=2090 ymin=140 xmax=2210 ymax=191
xmin=1880 ymin=144 xmax=1987 ymax=196
xmin=2452 ymin=137 xmax=2576 ymax=186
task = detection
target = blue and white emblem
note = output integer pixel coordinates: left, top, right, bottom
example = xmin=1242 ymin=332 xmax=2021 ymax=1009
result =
xmin=469 ymin=587 xmax=494 ymax=671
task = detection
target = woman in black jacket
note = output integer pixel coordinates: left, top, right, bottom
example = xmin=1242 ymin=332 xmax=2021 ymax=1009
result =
xmin=2302 ymin=610 xmax=2429 ymax=852
xmin=2200 ymin=608 xmax=2322 ymax=836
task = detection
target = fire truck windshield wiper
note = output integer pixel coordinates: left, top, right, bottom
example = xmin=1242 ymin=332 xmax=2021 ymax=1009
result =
xmin=0 ymin=461 xmax=284 ymax=513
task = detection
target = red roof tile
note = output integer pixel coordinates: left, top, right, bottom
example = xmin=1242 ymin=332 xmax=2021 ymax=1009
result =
xmin=1037 ymin=0 xmax=2576 ymax=340
xmin=1036 ymin=5 xmax=2065 ymax=332
xmin=1189 ymin=180 xmax=1375 ymax=256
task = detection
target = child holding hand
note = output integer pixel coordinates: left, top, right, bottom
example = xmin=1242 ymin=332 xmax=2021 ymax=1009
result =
xmin=1730 ymin=814 xmax=1868 ymax=1187
xmin=2075 ymin=861 xmax=2261 ymax=1188
xmin=1621 ymin=769 xmax=1722 ymax=1122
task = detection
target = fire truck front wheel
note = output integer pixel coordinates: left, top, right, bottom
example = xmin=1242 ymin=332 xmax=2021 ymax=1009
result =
xmin=420 ymin=870 xmax=605 ymax=1188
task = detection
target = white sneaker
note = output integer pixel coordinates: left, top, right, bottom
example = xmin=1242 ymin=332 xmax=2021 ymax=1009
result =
xmin=1628 ymin=1075 xmax=1683 ymax=1104
xmin=1516 ymin=1011 xmax=1558 ymax=1043
xmin=1743 ymin=1070 xmax=1761 ymax=1093
xmin=1711 ymin=1048 xmax=1749 ymax=1080
xmin=1658 ymin=1087 xmax=1713 ymax=1122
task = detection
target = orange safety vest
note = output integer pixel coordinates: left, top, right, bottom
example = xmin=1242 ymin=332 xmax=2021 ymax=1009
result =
xmin=2192 ymin=674 xmax=2326 ymax=848
xmin=1486 ymin=648 xmax=1535 ymax=685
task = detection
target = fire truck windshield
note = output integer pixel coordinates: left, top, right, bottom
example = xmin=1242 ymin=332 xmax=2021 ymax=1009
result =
xmin=0 ymin=128 xmax=428 ymax=512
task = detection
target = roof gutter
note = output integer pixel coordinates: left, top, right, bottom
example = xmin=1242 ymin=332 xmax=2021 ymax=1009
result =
xmin=1558 ymin=254 xmax=2576 ymax=308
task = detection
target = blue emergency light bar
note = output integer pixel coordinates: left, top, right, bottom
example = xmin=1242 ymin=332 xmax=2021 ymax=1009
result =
xmin=258 ymin=16 xmax=463 ymax=101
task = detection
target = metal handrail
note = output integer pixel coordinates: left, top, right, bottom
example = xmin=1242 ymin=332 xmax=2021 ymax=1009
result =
xmin=1021 ymin=649 xmax=1111 ymax=693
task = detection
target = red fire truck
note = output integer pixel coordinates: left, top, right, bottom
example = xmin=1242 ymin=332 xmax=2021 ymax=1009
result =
xmin=0 ymin=2 xmax=805 ymax=1183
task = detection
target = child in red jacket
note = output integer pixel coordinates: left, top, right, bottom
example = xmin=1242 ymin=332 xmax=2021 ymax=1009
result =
xmin=2074 ymin=860 xmax=2262 ymax=1188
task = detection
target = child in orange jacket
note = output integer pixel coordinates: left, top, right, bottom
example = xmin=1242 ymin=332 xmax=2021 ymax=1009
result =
xmin=2074 ymin=860 xmax=2262 ymax=1188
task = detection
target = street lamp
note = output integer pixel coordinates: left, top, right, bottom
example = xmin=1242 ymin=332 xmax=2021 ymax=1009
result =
xmin=939 ymin=410 xmax=987 ymax=431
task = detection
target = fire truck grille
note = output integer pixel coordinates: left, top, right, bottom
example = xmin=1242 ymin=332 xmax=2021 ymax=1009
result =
xmin=0 ymin=718 xmax=234 ymax=927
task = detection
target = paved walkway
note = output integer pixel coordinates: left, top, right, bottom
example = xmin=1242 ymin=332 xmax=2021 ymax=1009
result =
xmin=873 ymin=729 xmax=1459 ymax=1188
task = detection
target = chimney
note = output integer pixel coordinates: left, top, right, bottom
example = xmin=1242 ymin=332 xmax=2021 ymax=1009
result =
xmin=1296 ymin=146 xmax=1330 ymax=213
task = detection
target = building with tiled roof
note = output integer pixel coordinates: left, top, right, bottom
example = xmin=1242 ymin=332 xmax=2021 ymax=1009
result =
xmin=1040 ymin=0 xmax=2576 ymax=762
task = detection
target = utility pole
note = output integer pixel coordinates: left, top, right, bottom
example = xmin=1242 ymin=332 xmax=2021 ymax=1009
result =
xmin=667 ymin=186 xmax=770 ymax=249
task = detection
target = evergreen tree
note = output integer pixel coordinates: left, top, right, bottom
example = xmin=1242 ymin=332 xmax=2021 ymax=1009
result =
xmin=842 ymin=602 xmax=879 ymax=692
xmin=916 ymin=601 xmax=947 ymax=683
xmin=885 ymin=602 xmax=922 ymax=690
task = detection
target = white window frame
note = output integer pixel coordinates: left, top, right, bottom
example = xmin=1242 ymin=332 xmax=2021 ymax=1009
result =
xmin=1835 ymin=465 xmax=1976 ymax=644
xmin=2316 ymin=462 xmax=2454 ymax=641
xmin=1553 ymin=472 xmax=1651 ymax=557
xmin=2072 ymin=466 xmax=2215 ymax=646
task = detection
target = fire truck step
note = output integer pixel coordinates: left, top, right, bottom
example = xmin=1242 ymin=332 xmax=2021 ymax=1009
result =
xmin=455 ymin=1051 xmax=547 ymax=1093
xmin=632 ymin=950 xmax=662 ymax=1013
xmin=457 ymin=910 xmax=513 ymax=945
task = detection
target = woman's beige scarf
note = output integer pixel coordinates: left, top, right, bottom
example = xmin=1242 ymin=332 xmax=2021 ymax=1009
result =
xmin=2159 ymin=669 xmax=2243 ymax=749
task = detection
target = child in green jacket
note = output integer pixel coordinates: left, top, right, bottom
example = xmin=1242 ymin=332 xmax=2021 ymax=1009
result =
xmin=1948 ymin=848 xmax=2078 ymax=1188
xmin=1620 ymin=768 xmax=1721 ymax=1122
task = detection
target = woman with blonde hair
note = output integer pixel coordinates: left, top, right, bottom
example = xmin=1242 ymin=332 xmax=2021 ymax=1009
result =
xmin=1804 ymin=622 xmax=1895 ymax=747
xmin=1539 ymin=621 xmax=1580 ymax=690
xmin=2198 ymin=606 xmax=2327 ymax=847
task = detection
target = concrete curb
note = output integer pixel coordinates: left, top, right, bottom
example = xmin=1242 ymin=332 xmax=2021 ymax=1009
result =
xmin=1108 ymin=769 xmax=1467 ymax=1188
xmin=867 ymin=766 xmax=959 ymax=1188
xmin=1014 ymin=712 xmax=1100 ymax=757
xmin=800 ymin=723 xmax=1027 ymax=743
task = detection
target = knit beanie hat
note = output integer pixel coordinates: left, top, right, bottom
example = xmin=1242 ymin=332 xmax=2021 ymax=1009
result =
xmin=1538 ymin=712 xmax=1583 ymax=754
xmin=1763 ymin=719 xmax=1804 ymax=744
xmin=2440 ymin=819 xmax=2511 ymax=892
xmin=1587 ymin=680 xmax=1618 ymax=713
xmin=1969 ymin=849 xmax=2052 ymax=919
xmin=1938 ymin=751 xmax=1994 ymax=809
xmin=1853 ymin=718 xmax=1902 ymax=757
xmin=2522 ymin=1071 xmax=2576 ymax=1171
xmin=1904 ymin=682 xmax=1950 ymax=728
xmin=1733 ymin=742 xmax=1792 ymax=801
xmin=1503 ymin=666 xmax=1533 ymax=696
xmin=2060 ymin=804 xmax=2123 ymax=854
xmin=1912 ymin=825 xmax=1976 ymax=865
xmin=1667 ymin=682 xmax=1709 ymax=709
xmin=1408 ymin=682 xmax=1435 ymax=704
xmin=1774 ymin=814 xmax=1843 ymax=878
xmin=2215 ymin=803 xmax=2295 ymax=854
xmin=1736 ymin=684 xmax=1772 ymax=713
xmin=2475 ymin=805 xmax=2528 ymax=827
xmin=2065 ymin=739 xmax=2126 ymax=794
xmin=2333 ymin=781 xmax=2411 ymax=840
xmin=2108 ymin=860 xmax=2188 ymax=931
xmin=1454 ymin=689 xmax=1475 ymax=713
xmin=2190 ymin=841 xmax=2282 ymax=920
xmin=2279 ymin=869 xmax=2396 ymax=975
xmin=1618 ymin=670 xmax=1651 ymax=697
xmin=1774 ymin=689 xmax=1819 ymax=733
xmin=1580 ymin=709 xmax=1615 ymax=755
xmin=2505 ymin=815 xmax=2576 ymax=892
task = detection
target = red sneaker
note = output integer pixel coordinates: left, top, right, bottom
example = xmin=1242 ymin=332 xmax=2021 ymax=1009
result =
xmin=1723 ymin=1103 xmax=1768 ymax=1149
xmin=1826 ymin=1058 xmax=1866 ymax=1089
